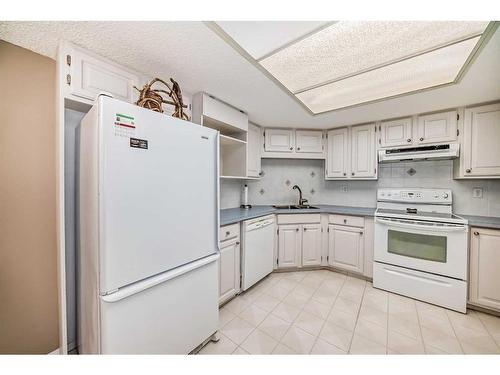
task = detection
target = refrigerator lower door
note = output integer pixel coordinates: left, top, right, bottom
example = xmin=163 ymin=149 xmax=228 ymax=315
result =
xmin=95 ymin=254 xmax=219 ymax=354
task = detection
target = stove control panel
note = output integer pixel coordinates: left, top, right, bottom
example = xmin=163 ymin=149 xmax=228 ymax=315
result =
xmin=377 ymin=188 xmax=452 ymax=204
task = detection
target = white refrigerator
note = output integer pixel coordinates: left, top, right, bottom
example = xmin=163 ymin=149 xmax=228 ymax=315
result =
xmin=78 ymin=95 xmax=220 ymax=354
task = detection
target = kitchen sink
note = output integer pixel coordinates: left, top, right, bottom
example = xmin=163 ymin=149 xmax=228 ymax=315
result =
xmin=273 ymin=205 xmax=319 ymax=210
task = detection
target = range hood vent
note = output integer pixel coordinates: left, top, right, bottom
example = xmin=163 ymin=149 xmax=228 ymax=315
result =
xmin=378 ymin=143 xmax=459 ymax=163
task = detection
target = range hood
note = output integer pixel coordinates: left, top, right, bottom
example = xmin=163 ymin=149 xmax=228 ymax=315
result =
xmin=378 ymin=143 xmax=460 ymax=163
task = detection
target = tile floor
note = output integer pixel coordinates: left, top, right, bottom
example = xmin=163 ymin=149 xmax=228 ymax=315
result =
xmin=199 ymin=270 xmax=500 ymax=355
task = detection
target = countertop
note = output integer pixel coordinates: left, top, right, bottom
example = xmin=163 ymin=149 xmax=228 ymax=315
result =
xmin=220 ymin=205 xmax=500 ymax=229
xmin=220 ymin=205 xmax=376 ymax=226
xmin=462 ymin=215 xmax=500 ymax=230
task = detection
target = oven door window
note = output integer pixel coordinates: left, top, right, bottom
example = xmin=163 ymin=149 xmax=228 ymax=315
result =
xmin=387 ymin=229 xmax=447 ymax=263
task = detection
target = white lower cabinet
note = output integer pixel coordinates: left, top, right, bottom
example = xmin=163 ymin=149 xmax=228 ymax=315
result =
xmin=469 ymin=227 xmax=500 ymax=312
xmin=277 ymin=224 xmax=301 ymax=268
xmin=328 ymin=224 xmax=364 ymax=274
xmin=301 ymin=224 xmax=323 ymax=267
xmin=218 ymin=224 xmax=240 ymax=305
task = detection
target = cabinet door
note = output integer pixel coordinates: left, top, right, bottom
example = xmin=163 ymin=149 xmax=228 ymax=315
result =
xmin=247 ymin=123 xmax=262 ymax=177
xmin=219 ymin=240 xmax=240 ymax=304
xmin=264 ymin=129 xmax=294 ymax=153
xmin=326 ymin=128 xmax=349 ymax=178
xmin=463 ymin=103 xmax=500 ymax=177
xmin=351 ymin=124 xmax=376 ymax=178
xmin=295 ymin=130 xmax=323 ymax=153
xmin=469 ymin=228 xmax=500 ymax=311
xmin=328 ymin=225 xmax=364 ymax=273
xmin=417 ymin=110 xmax=457 ymax=144
xmin=278 ymin=225 xmax=301 ymax=268
xmin=67 ymin=44 xmax=139 ymax=103
xmin=379 ymin=118 xmax=413 ymax=147
xmin=302 ymin=224 xmax=322 ymax=266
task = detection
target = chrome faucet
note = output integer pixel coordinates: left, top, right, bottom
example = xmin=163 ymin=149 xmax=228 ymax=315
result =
xmin=292 ymin=185 xmax=308 ymax=206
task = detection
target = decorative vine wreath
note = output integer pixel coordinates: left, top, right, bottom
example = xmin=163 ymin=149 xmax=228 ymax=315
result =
xmin=134 ymin=77 xmax=189 ymax=121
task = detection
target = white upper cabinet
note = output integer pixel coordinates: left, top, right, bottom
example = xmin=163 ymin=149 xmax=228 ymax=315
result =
xmin=326 ymin=128 xmax=349 ymax=179
xmin=246 ymin=123 xmax=262 ymax=178
xmin=62 ymin=43 xmax=140 ymax=104
xmin=416 ymin=110 xmax=457 ymax=144
xmin=295 ymin=130 xmax=324 ymax=153
xmin=351 ymin=123 xmax=376 ymax=178
xmin=469 ymin=227 xmax=500 ymax=312
xmin=197 ymin=93 xmax=248 ymax=132
xmin=262 ymin=129 xmax=325 ymax=159
xmin=301 ymin=224 xmax=322 ymax=267
xmin=264 ymin=129 xmax=295 ymax=153
xmin=379 ymin=117 xmax=413 ymax=148
xmin=277 ymin=224 xmax=301 ymax=268
xmin=462 ymin=103 xmax=500 ymax=177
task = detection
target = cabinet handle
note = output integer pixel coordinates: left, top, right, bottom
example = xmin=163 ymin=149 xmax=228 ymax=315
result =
xmin=343 ymin=172 xmax=347 ymax=176
xmin=297 ymin=147 xmax=301 ymax=150
xmin=343 ymin=219 xmax=347 ymax=224
xmin=473 ymin=231 xmax=479 ymax=236
xmin=419 ymin=137 xmax=424 ymax=141
xmin=466 ymin=169 xmax=471 ymax=173
xmin=226 ymin=231 xmax=230 ymax=236
xmin=359 ymin=232 xmax=364 ymax=235
xmin=296 ymin=228 xmax=299 ymax=232
xmin=303 ymin=227 xmax=307 ymax=232
xmin=236 ymin=241 xmax=240 ymax=245
xmin=407 ymin=138 xmax=412 ymax=142
xmin=290 ymin=147 xmax=293 ymax=150
xmin=351 ymin=172 xmax=355 ymax=176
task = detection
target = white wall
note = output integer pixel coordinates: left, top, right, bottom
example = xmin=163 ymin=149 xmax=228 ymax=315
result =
xmin=221 ymin=158 xmax=500 ymax=217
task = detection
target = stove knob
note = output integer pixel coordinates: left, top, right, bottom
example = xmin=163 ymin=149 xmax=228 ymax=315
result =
xmin=443 ymin=193 xmax=449 ymax=199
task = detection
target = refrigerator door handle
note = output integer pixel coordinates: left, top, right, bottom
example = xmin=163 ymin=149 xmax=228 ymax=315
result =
xmin=101 ymin=253 xmax=220 ymax=303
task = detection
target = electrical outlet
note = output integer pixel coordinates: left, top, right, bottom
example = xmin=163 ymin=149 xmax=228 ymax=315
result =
xmin=472 ymin=187 xmax=483 ymax=199
xmin=341 ymin=185 xmax=348 ymax=193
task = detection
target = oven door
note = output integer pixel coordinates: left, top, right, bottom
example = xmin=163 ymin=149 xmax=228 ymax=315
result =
xmin=374 ymin=217 xmax=468 ymax=280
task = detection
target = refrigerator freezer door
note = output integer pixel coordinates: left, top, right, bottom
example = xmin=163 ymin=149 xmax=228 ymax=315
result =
xmin=97 ymin=254 xmax=219 ymax=354
xmin=98 ymin=97 xmax=218 ymax=293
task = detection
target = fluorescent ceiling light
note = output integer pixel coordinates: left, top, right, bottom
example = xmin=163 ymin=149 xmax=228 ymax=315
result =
xmin=214 ymin=21 xmax=491 ymax=114
xmin=296 ymin=37 xmax=480 ymax=113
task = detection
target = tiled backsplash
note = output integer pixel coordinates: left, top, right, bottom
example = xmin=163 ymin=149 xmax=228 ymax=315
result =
xmin=220 ymin=159 xmax=500 ymax=217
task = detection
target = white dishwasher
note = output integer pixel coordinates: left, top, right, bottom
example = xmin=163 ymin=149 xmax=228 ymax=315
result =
xmin=241 ymin=215 xmax=276 ymax=291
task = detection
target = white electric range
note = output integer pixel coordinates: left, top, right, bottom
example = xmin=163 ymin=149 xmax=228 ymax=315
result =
xmin=373 ymin=188 xmax=469 ymax=313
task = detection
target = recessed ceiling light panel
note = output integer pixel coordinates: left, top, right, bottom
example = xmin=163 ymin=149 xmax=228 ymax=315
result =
xmin=295 ymin=36 xmax=480 ymax=113
xmin=260 ymin=21 xmax=488 ymax=93
xmin=212 ymin=21 xmax=493 ymax=114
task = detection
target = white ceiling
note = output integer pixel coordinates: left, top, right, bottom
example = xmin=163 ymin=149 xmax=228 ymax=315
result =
xmin=216 ymin=21 xmax=329 ymax=60
xmin=1 ymin=21 xmax=499 ymax=129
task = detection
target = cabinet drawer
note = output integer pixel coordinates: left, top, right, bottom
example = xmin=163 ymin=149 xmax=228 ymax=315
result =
xmin=219 ymin=223 xmax=240 ymax=242
xmin=277 ymin=214 xmax=321 ymax=225
xmin=329 ymin=214 xmax=364 ymax=228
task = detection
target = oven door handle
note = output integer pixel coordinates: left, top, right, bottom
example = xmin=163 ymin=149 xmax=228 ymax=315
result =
xmin=375 ymin=217 xmax=467 ymax=232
